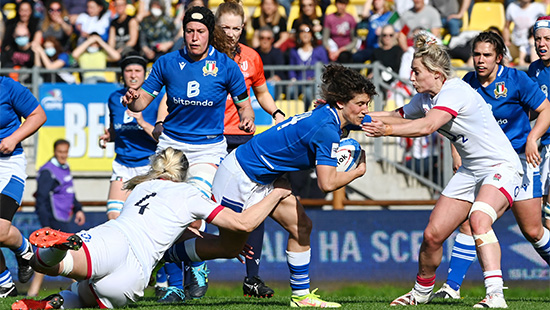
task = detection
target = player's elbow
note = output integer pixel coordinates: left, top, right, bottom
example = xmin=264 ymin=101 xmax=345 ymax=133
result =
xmin=317 ymin=179 xmax=336 ymax=193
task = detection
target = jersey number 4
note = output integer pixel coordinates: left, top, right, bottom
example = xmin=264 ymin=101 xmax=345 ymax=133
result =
xmin=135 ymin=192 xmax=157 ymax=214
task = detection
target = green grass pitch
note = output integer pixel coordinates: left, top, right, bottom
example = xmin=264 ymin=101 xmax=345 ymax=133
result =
xmin=5 ymin=281 xmax=550 ymax=309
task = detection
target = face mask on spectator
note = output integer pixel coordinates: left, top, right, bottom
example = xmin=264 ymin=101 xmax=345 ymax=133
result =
xmin=15 ymin=36 xmax=29 ymax=47
xmin=45 ymin=47 xmax=56 ymax=57
xmin=87 ymin=46 xmax=100 ymax=53
xmin=151 ymin=8 xmax=162 ymax=17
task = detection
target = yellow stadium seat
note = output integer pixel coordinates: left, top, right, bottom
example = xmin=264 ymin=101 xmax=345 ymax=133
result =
xmin=208 ymin=0 xmax=224 ymax=10
xmin=275 ymin=99 xmax=305 ymax=117
xmin=467 ymin=2 xmax=505 ymax=32
xmin=3 ymin=3 xmax=16 ymax=20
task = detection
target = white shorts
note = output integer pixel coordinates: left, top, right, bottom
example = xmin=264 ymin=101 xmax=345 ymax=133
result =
xmin=110 ymin=161 xmax=150 ymax=182
xmin=157 ymin=133 xmax=227 ymax=166
xmin=540 ymin=144 xmax=550 ymax=196
xmin=515 ymin=153 xmax=542 ymax=201
xmin=212 ymin=151 xmax=273 ymax=212
xmin=0 ymin=154 xmax=27 ymax=204
xmin=442 ymin=162 xmax=522 ymax=206
xmin=77 ymin=222 xmax=147 ymax=308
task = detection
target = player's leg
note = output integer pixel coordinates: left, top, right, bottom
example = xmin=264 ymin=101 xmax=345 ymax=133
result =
xmin=0 ymin=157 xmax=34 ymax=284
xmin=243 ymin=222 xmax=274 ymax=298
xmin=0 ymin=251 xmax=17 ymax=297
xmin=512 ymin=198 xmax=550 ymax=265
xmin=392 ymin=195 xmax=471 ymax=305
xmin=269 ymin=195 xmax=340 ymax=307
xmin=433 ymin=221 xmax=476 ymax=299
xmin=539 ymin=144 xmax=550 ymax=229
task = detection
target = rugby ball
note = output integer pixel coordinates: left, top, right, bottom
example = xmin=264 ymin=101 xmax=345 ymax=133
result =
xmin=336 ymin=138 xmax=362 ymax=172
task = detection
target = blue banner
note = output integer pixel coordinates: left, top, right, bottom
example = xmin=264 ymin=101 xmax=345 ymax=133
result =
xmin=5 ymin=209 xmax=547 ymax=283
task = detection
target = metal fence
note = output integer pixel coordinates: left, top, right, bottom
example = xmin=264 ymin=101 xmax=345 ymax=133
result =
xmin=2 ymin=62 xmax=451 ymax=194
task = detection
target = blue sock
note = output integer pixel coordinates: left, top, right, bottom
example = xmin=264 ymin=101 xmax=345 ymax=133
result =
xmin=0 ymin=269 xmax=13 ymax=287
xmin=446 ymin=232 xmax=476 ymax=291
xmin=246 ymin=222 xmax=265 ymax=278
xmin=164 ymin=243 xmax=191 ymax=264
xmin=12 ymin=234 xmax=29 ymax=255
xmin=156 ymin=266 xmax=167 ymax=285
xmin=533 ymin=228 xmax=550 ymax=266
xmin=287 ymin=249 xmax=311 ymax=294
xmin=164 ymin=262 xmax=183 ymax=289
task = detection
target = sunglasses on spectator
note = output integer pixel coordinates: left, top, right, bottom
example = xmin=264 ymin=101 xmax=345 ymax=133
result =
xmin=48 ymin=8 xmax=61 ymax=12
xmin=382 ymin=33 xmax=394 ymax=37
xmin=299 ymin=27 xmax=311 ymax=33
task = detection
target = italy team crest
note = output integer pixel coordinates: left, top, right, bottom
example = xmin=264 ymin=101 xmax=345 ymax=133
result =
xmin=494 ymin=82 xmax=507 ymax=99
xmin=203 ymin=61 xmax=218 ymax=76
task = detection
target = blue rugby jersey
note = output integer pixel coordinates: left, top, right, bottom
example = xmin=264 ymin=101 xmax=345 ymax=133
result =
xmin=107 ymin=88 xmax=164 ymax=167
xmin=236 ymin=104 xmax=342 ymax=185
xmin=463 ymin=65 xmax=546 ymax=154
xmin=528 ymin=59 xmax=550 ymax=146
xmin=0 ymin=77 xmax=40 ymax=157
xmin=141 ymin=46 xmax=248 ymax=145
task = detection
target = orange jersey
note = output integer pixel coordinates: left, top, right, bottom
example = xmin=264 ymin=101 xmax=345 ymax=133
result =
xmin=224 ymin=43 xmax=267 ymax=135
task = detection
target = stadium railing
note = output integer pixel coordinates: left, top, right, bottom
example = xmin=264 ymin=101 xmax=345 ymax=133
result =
xmin=3 ymin=62 xmax=454 ymax=208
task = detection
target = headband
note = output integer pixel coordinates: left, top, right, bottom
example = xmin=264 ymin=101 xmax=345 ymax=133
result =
xmin=534 ymin=16 xmax=550 ymax=34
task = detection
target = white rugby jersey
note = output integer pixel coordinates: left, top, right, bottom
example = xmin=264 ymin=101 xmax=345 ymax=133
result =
xmin=401 ymin=78 xmax=522 ymax=172
xmin=112 ymin=179 xmax=223 ymax=278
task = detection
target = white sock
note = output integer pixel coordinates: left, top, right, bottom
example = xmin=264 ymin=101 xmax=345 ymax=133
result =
xmin=483 ymin=270 xmax=503 ymax=295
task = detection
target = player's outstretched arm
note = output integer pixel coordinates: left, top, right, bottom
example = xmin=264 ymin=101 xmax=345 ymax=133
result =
xmin=210 ymin=178 xmax=291 ymax=233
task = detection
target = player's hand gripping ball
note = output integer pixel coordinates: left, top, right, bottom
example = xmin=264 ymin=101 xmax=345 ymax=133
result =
xmin=336 ymin=138 xmax=362 ymax=172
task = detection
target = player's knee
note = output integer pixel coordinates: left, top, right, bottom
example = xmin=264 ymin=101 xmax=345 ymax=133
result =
xmin=469 ymin=201 xmax=498 ymax=225
xmin=422 ymin=227 xmax=445 ymax=249
xmin=473 ymin=229 xmax=499 ymax=247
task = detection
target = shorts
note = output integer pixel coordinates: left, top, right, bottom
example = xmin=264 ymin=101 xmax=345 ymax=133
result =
xmin=0 ymin=154 xmax=27 ymax=205
xmin=442 ymin=162 xmax=522 ymax=206
xmin=157 ymin=133 xmax=227 ymax=166
xmin=540 ymin=144 xmax=550 ymax=196
xmin=77 ymin=222 xmax=147 ymax=308
xmin=515 ymin=153 xmax=542 ymax=201
xmin=212 ymin=151 xmax=273 ymax=212
xmin=110 ymin=161 xmax=150 ymax=182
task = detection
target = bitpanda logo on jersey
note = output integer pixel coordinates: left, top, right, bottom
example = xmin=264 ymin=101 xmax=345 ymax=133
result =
xmin=203 ymin=61 xmax=218 ymax=76
xmin=494 ymin=82 xmax=507 ymax=99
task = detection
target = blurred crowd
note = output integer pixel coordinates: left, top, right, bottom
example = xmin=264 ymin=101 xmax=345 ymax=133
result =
xmin=0 ymin=0 xmax=549 ymax=84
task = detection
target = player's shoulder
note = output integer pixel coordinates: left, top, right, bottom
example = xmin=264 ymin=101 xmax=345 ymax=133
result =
xmin=239 ymin=43 xmax=260 ymax=59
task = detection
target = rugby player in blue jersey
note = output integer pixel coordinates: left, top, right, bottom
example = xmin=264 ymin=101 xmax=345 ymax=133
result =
xmin=0 ymin=77 xmax=47 ymax=293
xmin=164 ymin=63 xmax=374 ymax=308
xmin=529 ymin=16 xmax=550 ymax=230
xmin=122 ymin=6 xmax=255 ymax=302
xmin=431 ymin=30 xmax=550 ymax=305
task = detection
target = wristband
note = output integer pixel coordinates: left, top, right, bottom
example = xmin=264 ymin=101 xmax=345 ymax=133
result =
xmin=272 ymin=109 xmax=285 ymax=119
xmin=155 ymin=120 xmax=164 ymax=126
xmin=384 ymin=124 xmax=393 ymax=136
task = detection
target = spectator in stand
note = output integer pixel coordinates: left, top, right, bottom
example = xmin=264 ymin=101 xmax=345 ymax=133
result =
xmin=40 ymin=0 xmax=73 ymax=51
xmin=2 ymin=0 xmax=42 ymax=50
xmin=64 ymin=0 xmax=88 ymax=24
xmin=396 ymin=0 xmax=441 ymax=52
xmin=2 ymin=24 xmax=35 ymax=83
xmin=75 ymin=0 xmax=111 ymax=45
xmin=32 ymin=36 xmax=76 ymax=83
xmin=431 ymin=0 xmax=471 ymax=38
xmin=353 ymin=0 xmax=394 ymax=63
xmin=72 ymin=33 xmax=121 ymax=83
xmin=255 ymin=26 xmax=287 ymax=81
xmin=289 ymin=21 xmax=329 ymax=109
xmin=136 ymin=0 xmax=173 ymax=22
xmin=290 ymin=0 xmax=323 ymax=44
xmin=503 ymin=0 xmax=546 ymax=66
xmin=368 ymin=24 xmax=402 ymax=95
xmin=140 ymin=0 xmax=176 ymax=62
xmin=251 ymin=0 xmax=289 ymax=49
xmin=109 ymin=0 xmax=140 ymax=56
xmin=322 ymin=0 xmax=357 ymax=63
xmin=26 ymin=139 xmax=86 ymax=297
